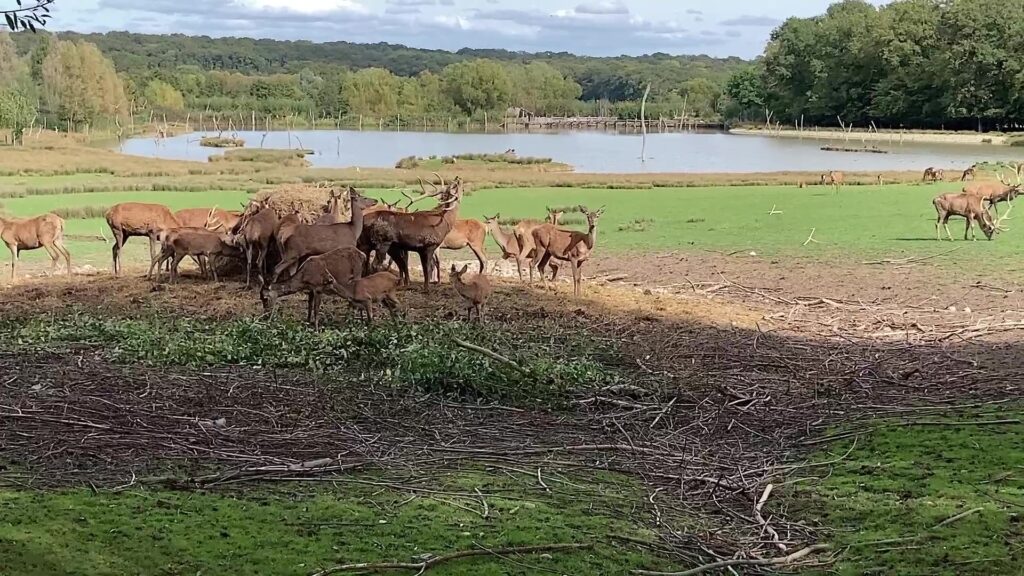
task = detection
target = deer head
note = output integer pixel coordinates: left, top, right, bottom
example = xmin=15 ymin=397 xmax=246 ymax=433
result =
xmin=449 ymin=263 xmax=470 ymax=281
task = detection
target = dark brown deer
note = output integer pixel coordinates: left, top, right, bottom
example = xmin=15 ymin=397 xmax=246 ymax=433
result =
xmin=359 ymin=176 xmax=462 ymax=291
xmin=933 ymin=193 xmax=995 ymax=241
xmin=0 ymin=213 xmax=71 ymax=281
xmin=531 ymin=205 xmax=605 ymax=297
xmin=483 ymin=214 xmax=558 ymax=282
xmin=261 ymin=246 xmax=366 ymax=330
xmin=961 ymin=165 xmax=977 ymax=182
xmin=922 ymin=167 xmax=944 ymax=183
xmin=106 ymin=203 xmax=182 ymax=277
xmin=271 ymin=188 xmax=379 ymax=283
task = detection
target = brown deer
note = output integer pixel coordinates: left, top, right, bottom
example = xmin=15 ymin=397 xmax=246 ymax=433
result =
xmin=261 ymin=246 xmax=366 ymax=330
xmin=961 ymin=165 xmax=978 ymax=182
xmin=359 ymin=176 xmax=462 ymax=291
xmin=334 ymin=271 xmax=402 ymax=324
xmin=483 ymin=214 xmax=559 ymax=282
xmin=922 ymin=167 xmax=944 ymax=183
xmin=106 ymin=203 xmax=182 ymax=277
xmin=821 ymin=171 xmax=845 ymax=193
xmin=964 ymin=173 xmax=1022 ymax=218
xmin=933 ymin=193 xmax=995 ymax=241
xmin=0 ymin=213 xmax=71 ymax=281
xmin=450 ymin=263 xmax=492 ymax=322
xmin=175 ymin=207 xmax=242 ymax=232
xmin=150 ymin=228 xmax=241 ymax=283
xmin=513 ymin=207 xmax=565 ymax=282
xmin=531 ymin=205 xmax=605 ymax=297
xmin=314 ymin=188 xmax=348 ymax=225
xmin=430 ymin=219 xmax=487 ymax=283
xmin=234 ymin=199 xmax=281 ymax=288
xmin=271 ymin=188 xmax=379 ymax=283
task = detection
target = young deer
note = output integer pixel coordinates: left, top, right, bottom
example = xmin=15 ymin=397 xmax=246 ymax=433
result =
xmin=0 ymin=213 xmax=71 ymax=281
xmin=235 ymin=199 xmax=280 ymax=288
xmin=450 ymin=263 xmax=492 ymax=322
xmin=483 ymin=214 xmax=558 ymax=282
xmin=531 ymin=205 xmax=605 ymax=297
xmin=334 ymin=271 xmax=402 ymax=324
xmin=150 ymin=228 xmax=240 ymax=283
xmin=933 ymin=193 xmax=995 ymax=241
xmin=261 ymin=246 xmax=366 ymax=330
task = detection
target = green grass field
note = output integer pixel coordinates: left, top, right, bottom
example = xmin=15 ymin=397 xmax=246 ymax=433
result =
xmin=1 ymin=179 xmax=1017 ymax=272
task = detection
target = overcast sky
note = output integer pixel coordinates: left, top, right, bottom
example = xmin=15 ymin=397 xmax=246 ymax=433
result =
xmin=51 ymin=0 xmax=879 ymax=58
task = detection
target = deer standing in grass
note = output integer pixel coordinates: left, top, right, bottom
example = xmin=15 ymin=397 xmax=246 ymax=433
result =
xmin=923 ymin=167 xmax=944 ymax=183
xmin=531 ymin=205 xmax=605 ymax=297
xmin=933 ymin=193 xmax=996 ymax=241
xmin=964 ymin=171 xmax=1022 ymax=218
xmin=261 ymin=246 xmax=366 ymax=330
xmin=821 ymin=171 xmax=845 ymax=193
xmin=483 ymin=214 xmax=559 ymax=282
xmin=106 ymin=203 xmax=182 ymax=277
xmin=512 ymin=207 xmax=565 ymax=282
xmin=0 ymin=213 xmax=71 ymax=281
xmin=450 ymin=263 xmax=492 ymax=322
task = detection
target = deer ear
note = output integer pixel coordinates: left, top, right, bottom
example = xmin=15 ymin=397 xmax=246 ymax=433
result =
xmin=460 ymin=264 xmax=469 ymax=275
xmin=450 ymin=264 xmax=457 ymax=274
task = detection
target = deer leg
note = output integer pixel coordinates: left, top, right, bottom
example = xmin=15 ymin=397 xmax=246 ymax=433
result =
xmin=56 ymin=240 xmax=71 ymax=275
xmin=312 ymin=292 xmax=323 ymax=331
xmin=536 ymin=251 xmax=551 ymax=286
xmin=147 ymin=234 xmax=159 ymax=275
xmin=210 ymin=255 xmax=219 ymax=282
xmin=245 ymin=244 xmax=253 ymax=288
xmin=470 ymin=243 xmax=486 ymax=275
xmin=571 ymin=260 xmax=582 ymax=297
xmin=383 ymin=293 xmax=401 ymax=319
xmin=7 ymin=244 xmax=17 ymax=282
xmin=43 ymin=244 xmax=60 ymax=274
xmin=419 ymin=247 xmax=436 ymax=292
xmin=111 ymin=230 xmax=125 ymax=276
xmin=365 ymin=302 xmax=374 ymax=325
xmin=170 ymin=253 xmax=186 ymax=284
xmin=549 ymin=261 xmax=560 ymax=282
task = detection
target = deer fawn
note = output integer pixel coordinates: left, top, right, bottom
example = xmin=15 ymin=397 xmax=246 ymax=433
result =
xmin=450 ymin=263 xmax=492 ymax=322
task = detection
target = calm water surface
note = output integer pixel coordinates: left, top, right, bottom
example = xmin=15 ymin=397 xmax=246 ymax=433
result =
xmin=120 ymin=130 xmax=1021 ymax=174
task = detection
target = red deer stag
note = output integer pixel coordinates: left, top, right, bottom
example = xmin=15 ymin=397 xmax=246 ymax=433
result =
xmin=483 ymin=214 xmax=559 ymax=282
xmin=821 ymin=171 xmax=845 ymax=193
xmin=0 ymin=213 xmax=71 ymax=281
xmin=106 ymin=203 xmax=182 ymax=277
xmin=933 ymin=193 xmax=995 ymax=241
xmin=261 ymin=246 xmax=366 ymax=330
xmin=963 ymin=172 xmax=1022 ymax=218
xmin=271 ymin=187 xmax=379 ymax=283
xmin=359 ymin=176 xmax=462 ymax=291
xmin=512 ymin=207 xmax=565 ymax=282
xmin=531 ymin=205 xmax=605 ymax=297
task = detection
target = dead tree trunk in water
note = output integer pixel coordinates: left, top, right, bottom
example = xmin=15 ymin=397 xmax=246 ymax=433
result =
xmin=640 ymin=83 xmax=651 ymax=163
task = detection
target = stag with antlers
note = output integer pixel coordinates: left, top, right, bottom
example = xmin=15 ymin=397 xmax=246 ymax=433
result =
xmin=531 ymin=205 xmax=605 ymax=297
xmin=359 ymin=174 xmax=462 ymax=291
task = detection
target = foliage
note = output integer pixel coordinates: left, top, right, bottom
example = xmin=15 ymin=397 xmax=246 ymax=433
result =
xmin=443 ymin=59 xmax=512 ymax=114
xmin=4 ymin=314 xmax=618 ymax=405
xmin=342 ymin=67 xmax=401 ymax=117
xmin=0 ymin=87 xmax=36 ymax=142
xmin=41 ymin=39 xmax=127 ymax=126
xmin=199 ymin=136 xmax=245 ymax=148
xmin=142 ymin=79 xmax=184 ymax=112
xmin=209 ymin=148 xmax=311 ymax=167
xmin=1 ymin=0 xmax=53 ymax=32
xmin=795 ymin=414 xmax=1024 ymax=575
xmin=758 ymin=0 xmax=1024 ymax=130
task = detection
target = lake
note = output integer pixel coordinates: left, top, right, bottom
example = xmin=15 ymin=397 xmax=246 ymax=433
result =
xmin=120 ymin=129 xmax=1022 ymax=174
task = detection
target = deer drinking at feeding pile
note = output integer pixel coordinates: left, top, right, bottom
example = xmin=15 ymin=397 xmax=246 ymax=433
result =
xmin=0 ymin=213 xmax=71 ymax=281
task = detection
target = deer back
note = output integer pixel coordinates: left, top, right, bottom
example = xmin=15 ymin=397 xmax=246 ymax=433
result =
xmin=107 ymin=202 xmax=181 ymax=235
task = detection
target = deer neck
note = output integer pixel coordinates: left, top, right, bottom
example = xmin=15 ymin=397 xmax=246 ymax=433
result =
xmin=584 ymin=222 xmax=598 ymax=250
xmin=349 ymin=202 xmax=365 ymax=238
xmin=488 ymin=221 xmax=512 ymax=250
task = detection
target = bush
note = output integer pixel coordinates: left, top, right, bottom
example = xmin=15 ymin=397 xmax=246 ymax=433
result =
xmin=200 ymin=136 xmax=246 ymax=148
xmin=395 ymin=155 xmax=420 ymax=169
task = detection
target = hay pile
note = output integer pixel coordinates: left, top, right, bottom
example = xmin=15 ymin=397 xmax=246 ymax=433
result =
xmin=254 ymin=183 xmax=350 ymax=223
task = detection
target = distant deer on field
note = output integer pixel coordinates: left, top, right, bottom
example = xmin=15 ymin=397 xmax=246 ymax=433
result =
xmin=0 ymin=213 xmax=71 ymax=281
xmin=961 ymin=165 xmax=978 ymax=182
xmin=821 ymin=171 xmax=845 ymax=193
xmin=923 ymin=167 xmax=944 ymax=183
xmin=483 ymin=214 xmax=559 ymax=282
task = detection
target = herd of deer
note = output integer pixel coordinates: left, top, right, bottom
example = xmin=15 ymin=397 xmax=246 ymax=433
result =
xmin=91 ymin=175 xmax=605 ymax=326
xmin=927 ymin=164 xmax=1021 ymax=241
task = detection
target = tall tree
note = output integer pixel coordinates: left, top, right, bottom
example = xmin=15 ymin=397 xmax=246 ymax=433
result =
xmin=41 ymin=39 xmax=127 ymax=125
xmin=342 ymin=68 xmax=399 ymax=117
xmin=0 ymin=87 xmax=36 ymax=142
xmin=442 ymin=59 xmax=512 ymax=115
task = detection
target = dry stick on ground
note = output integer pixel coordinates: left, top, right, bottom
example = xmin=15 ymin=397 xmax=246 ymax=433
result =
xmin=631 ymin=544 xmax=832 ymax=576
xmin=768 ymin=205 xmax=783 ymax=215
xmin=309 ymin=543 xmax=591 ymax=576
xmin=753 ymin=483 xmax=786 ymax=552
xmin=803 ymin=228 xmax=820 ymax=246
xmin=862 ymin=246 xmax=962 ymax=266
xmin=452 ymin=338 xmax=529 ymax=374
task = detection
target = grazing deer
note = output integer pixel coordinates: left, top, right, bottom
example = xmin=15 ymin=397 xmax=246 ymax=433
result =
xmin=261 ymin=246 xmax=366 ymax=330
xmin=0 ymin=213 xmax=71 ymax=281
xmin=961 ymin=165 xmax=977 ymax=182
xmin=483 ymin=214 xmax=558 ymax=282
xmin=922 ymin=167 xmax=944 ymax=183
xmin=430 ymin=218 xmax=487 ymax=283
xmin=821 ymin=171 xmax=845 ymax=193
xmin=334 ymin=271 xmax=402 ymax=324
xmin=106 ymin=203 xmax=182 ymax=277
xmin=271 ymin=188 xmax=378 ymax=283
xmin=933 ymin=193 xmax=996 ymax=241
xmin=513 ymin=207 xmax=565 ymax=282
xmin=450 ymin=263 xmax=492 ymax=322
xmin=150 ymin=228 xmax=241 ymax=283
xmin=234 ymin=199 xmax=280 ymax=288
xmin=359 ymin=176 xmax=462 ymax=291
xmin=531 ymin=205 xmax=605 ymax=297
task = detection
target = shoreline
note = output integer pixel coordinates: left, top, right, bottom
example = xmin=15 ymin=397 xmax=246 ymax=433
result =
xmin=729 ymin=127 xmax=1011 ymax=146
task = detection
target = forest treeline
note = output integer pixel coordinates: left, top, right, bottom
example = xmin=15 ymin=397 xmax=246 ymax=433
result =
xmin=727 ymin=0 xmax=1024 ymax=131
xmin=0 ymin=30 xmax=746 ymax=134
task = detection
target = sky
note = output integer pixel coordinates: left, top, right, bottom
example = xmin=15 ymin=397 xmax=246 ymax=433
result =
xmin=47 ymin=0 xmax=876 ymax=58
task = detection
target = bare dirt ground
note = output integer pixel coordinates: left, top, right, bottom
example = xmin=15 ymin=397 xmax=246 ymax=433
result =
xmin=2 ymin=254 xmax=1022 ymax=567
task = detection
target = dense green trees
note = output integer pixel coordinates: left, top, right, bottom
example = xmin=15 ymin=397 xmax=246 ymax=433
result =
xmin=41 ymin=39 xmax=127 ymax=125
xmin=745 ymin=0 xmax=1024 ymax=130
xmin=144 ymin=79 xmax=184 ymax=112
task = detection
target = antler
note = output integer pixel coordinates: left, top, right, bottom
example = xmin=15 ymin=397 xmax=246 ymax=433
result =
xmin=994 ymin=202 xmax=1014 ymax=232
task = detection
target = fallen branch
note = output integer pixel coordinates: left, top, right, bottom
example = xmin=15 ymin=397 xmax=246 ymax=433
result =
xmin=452 ymin=338 xmax=529 ymax=374
xmin=632 ymin=544 xmax=831 ymax=576
xmin=862 ymin=247 xmax=961 ymax=266
xmin=803 ymin=228 xmax=820 ymax=246
xmin=310 ymin=542 xmax=591 ymax=575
